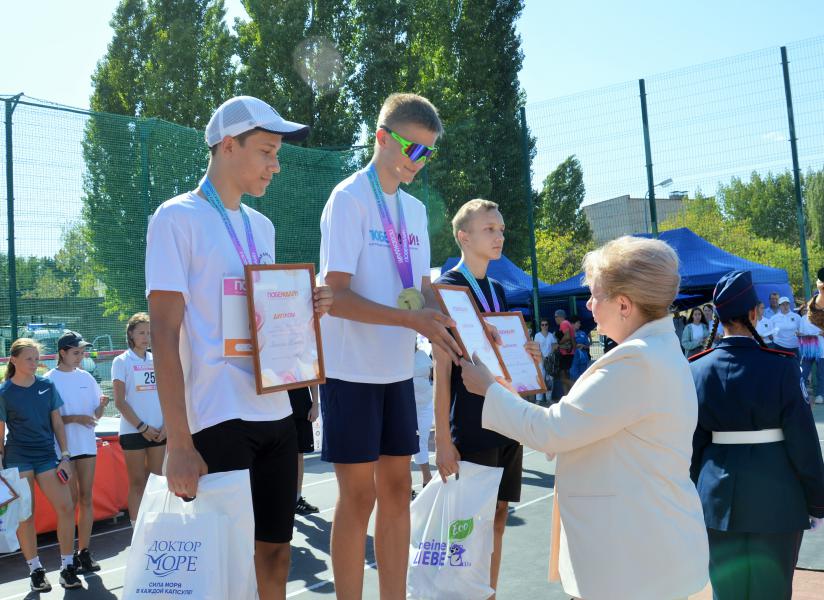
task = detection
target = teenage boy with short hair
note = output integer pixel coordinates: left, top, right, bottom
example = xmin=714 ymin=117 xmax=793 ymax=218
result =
xmin=146 ymin=96 xmax=333 ymax=600
xmin=434 ymin=199 xmax=542 ymax=596
xmin=320 ymin=93 xmax=462 ymax=599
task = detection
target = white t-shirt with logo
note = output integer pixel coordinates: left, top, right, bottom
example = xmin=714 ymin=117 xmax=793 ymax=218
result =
xmin=111 ymin=349 xmax=164 ymax=435
xmin=320 ymin=168 xmax=431 ymax=384
xmin=145 ymin=192 xmax=291 ymax=435
xmin=45 ymin=368 xmax=101 ymax=457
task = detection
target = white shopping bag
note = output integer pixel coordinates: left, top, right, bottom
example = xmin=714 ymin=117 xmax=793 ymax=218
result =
xmin=123 ymin=470 xmax=256 ymax=600
xmin=0 ymin=468 xmax=32 ymax=553
xmin=407 ymin=461 xmax=503 ymax=600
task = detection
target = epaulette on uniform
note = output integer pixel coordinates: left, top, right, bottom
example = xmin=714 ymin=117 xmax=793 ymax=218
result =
xmin=688 ymin=347 xmax=715 ymax=362
xmin=758 ymin=346 xmax=797 ymax=358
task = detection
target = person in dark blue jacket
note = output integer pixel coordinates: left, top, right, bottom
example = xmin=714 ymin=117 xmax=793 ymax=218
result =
xmin=690 ymin=270 xmax=824 ymax=600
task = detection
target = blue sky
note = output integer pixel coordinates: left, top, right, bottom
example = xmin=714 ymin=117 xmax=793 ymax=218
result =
xmin=2 ymin=0 xmax=824 ymax=257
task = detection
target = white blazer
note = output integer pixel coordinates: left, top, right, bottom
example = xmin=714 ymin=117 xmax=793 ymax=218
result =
xmin=482 ymin=316 xmax=709 ymax=600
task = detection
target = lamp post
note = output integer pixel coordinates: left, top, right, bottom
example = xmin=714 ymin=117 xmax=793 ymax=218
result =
xmin=643 ymin=178 xmax=673 ymax=234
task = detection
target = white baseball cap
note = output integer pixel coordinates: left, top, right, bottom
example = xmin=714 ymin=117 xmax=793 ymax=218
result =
xmin=205 ymin=96 xmax=310 ymax=147
xmin=778 ymin=296 xmax=791 ymax=305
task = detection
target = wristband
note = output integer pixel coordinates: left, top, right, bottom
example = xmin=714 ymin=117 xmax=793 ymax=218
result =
xmin=140 ymin=424 xmax=149 ymax=434
xmin=136 ymin=421 xmax=145 ymax=431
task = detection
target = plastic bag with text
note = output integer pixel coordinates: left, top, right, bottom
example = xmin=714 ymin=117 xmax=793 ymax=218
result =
xmin=407 ymin=461 xmax=503 ymax=600
xmin=122 ymin=470 xmax=255 ymax=600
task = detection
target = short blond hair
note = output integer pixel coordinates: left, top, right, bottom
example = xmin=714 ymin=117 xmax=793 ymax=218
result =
xmin=126 ymin=312 xmax=150 ymax=349
xmin=6 ymin=338 xmax=42 ymax=380
xmin=582 ymin=236 xmax=680 ymax=320
xmin=378 ymin=93 xmax=443 ymax=136
xmin=452 ymin=199 xmax=500 ymax=247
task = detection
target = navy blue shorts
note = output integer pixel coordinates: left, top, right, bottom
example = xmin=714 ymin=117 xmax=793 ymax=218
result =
xmin=320 ymin=378 xmax=418 ymax=463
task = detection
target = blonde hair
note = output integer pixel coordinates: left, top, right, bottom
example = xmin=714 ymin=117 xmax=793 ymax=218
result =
xmin=126 ymin=312 xmax=151 ymax=349
xmin=378 ymin=93 xmax=443 ymax=136
xmin=451 ymin=199 xmax=500 ymax=247
xmin=6 ymin=338 xmax=42 ymax=380
xmin=582 ymin=236 xmax=680 ymax=321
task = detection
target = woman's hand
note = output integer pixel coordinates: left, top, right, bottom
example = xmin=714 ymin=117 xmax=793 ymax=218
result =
xmin=79 ymin=415 xmax=97 ymax=428
xmin=143 ymin=425 xmax=162 ymax=441
xmin=459 ymin=353 xmax=498 ymax=396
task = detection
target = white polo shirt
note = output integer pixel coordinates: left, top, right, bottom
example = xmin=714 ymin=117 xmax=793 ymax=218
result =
xmin=145 ymin=192 xmax=291 ymax=435
xmin=770 ymin=310 xmax=800 ymax=349
xmin=320 ymin=168 xmax=431 ymax=384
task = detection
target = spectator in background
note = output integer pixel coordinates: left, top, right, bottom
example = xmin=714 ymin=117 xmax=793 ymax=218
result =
xmin=769 ymin=296 xmax=801 ymax=358
xmin=682 ymin=308 xmax=709 ymax=357
xmin=764 ymin=291 xmax=781 ymax=319
xmin=672 ymin=309 xmax=686 ymax=353
xmin=703 ymin=304 xmax=724 ymax=346
xmin=554 ymin=309 xmax=576 ymax=394
xmin=798 ymin=303 xmax=824 ymax=405
xmin=755 ymin=301 xmax=774 ymax=345
xmin=569 ymin=315 xmax=591 ymax=381
xmin=534 ymin=319 xmax=555 ymax=404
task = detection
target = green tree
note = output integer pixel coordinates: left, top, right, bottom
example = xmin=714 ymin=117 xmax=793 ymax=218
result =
xmin=54 ymin=223 xmax=104 ymax=298
xmin=806 ymin=168 xmax=824 ymax=248
xmin=83 ymin=0 xmax=235 ymax=318
xmin=236 ymin=0 xmax=359 ymax=147
xmin=718 ymin=171 xmax=804 ymax=244
xmin=661 ymin=193 xmax=823 ymax=299
xmin=536 ymin=155 xmax=592 ymax=243
xmin=532 ymin=229 xmax=595 ymax=286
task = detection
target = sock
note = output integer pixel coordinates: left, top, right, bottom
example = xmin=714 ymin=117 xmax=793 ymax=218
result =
xmin=61 ymin=554 xmax=73 ymax=569
xmin=130 ymin=520 xmax=136 ymax=528
xmin=27 ymin=556 xmax=42 ymax=572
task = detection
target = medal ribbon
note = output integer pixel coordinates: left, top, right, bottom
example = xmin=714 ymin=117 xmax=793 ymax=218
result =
xmin=200 ymin=177 xmax=260 ymax=266
xmin=456 ymin=262 xmax=500 ymax=313
xmin=366 ymin=165 xmax=413 ymax=289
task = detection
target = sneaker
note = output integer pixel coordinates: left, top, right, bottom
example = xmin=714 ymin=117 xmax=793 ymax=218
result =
xmin=59 ymin=564 xmax=83 ymax=589
xmin=816 ymin=395 xmax=824 ymax=405
xmin=29 ymin=568 xmax=52 ymax=592
xmin=295 ymin=496 xmax=319 ymax=515
xmin=75 ymin=548 xmax=101 ymax=572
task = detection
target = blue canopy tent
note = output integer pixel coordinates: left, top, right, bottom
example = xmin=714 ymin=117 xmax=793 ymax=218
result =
xmin=541 ymin=228 xmax=793 ymax=308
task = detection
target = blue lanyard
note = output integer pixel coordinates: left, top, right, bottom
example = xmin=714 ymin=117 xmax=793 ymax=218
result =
xmin=200 ymin=177 xmax=260 ymax=266
xmin=455 ymin=262 xmax=500 ymax=313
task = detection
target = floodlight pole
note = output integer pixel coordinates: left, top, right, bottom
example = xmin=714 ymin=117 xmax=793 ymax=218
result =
xmin=520 ymin=106 xmax=541 ymax=332
xmin=639 ymin=79 xmax=659 ymax=238
xmin=4 ymin=94 xmax=22 ymax=344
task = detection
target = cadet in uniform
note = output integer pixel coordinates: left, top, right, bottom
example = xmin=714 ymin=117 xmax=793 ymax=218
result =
xmin=690 ymin=270 xmax=824 ymax=600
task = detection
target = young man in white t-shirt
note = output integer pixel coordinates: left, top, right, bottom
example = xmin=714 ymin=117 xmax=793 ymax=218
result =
xmin=533 ymin=318 xmax=555 ymax=403
xmin=145 ymin=96 xmax=332 ymax=600
xmin=319 ymin=93 xmax=462 ymax=599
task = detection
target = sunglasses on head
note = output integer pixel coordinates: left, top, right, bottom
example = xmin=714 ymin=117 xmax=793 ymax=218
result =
xmin=379 ymin=125 xmax=437 ymax=163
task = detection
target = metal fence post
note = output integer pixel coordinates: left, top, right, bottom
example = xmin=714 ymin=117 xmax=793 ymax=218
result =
xmin=520 ymin=106 xmax=541 ymax=331
xmin=780 ymin=46 xmax=812 ymax=299
xmin=5 ymin=94 xmax=22 ymax=343
xmin=639 ymin=79 xmax=659 ymax=238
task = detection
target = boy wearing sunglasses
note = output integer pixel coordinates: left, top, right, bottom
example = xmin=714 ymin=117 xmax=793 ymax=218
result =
xmin=319 ymin=93 xmax=463 ymax=599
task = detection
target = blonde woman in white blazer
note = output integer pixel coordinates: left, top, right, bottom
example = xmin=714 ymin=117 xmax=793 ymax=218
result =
xmin=459 ymin=236 xmax=709 ymax=600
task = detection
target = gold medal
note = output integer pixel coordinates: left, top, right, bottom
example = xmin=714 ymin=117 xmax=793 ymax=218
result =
xmin=397 ymin=288 xmax=425 ymax=310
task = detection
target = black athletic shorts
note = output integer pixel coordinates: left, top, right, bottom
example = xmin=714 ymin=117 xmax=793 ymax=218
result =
xmin=558 ymin=353 xmax=574 ymax=372
xmin=457 ymin=441 xmax=523 ymax=503
xmin=192 ymin=417 xmax=297 ymax=543
xmin=119 ymin=433 xmax=167 ymax=451
xmin=288 ymin=387 xmax=315 ymax=454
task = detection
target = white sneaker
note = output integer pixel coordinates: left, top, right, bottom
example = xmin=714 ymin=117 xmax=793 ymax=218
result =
xmin=815 ymin=395 xmax=823 ymax=405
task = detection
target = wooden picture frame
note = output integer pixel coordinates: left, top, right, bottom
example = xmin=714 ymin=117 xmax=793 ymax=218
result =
xmin=431 ymin=283 xmax=510 ymax=381
xmin=484 ymin=311 xmax=547 ymax=397
xmin=244 ymin=263 xmax=325 ymax=394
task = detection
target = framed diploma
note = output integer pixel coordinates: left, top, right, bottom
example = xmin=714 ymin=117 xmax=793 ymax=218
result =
xmin=244 ymin=264 xmax=325 ymax=394
xmin=484 ymin=312 xmax=547 ymax=396
xmin=431 ymin=283 xmax=509 ymax=380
